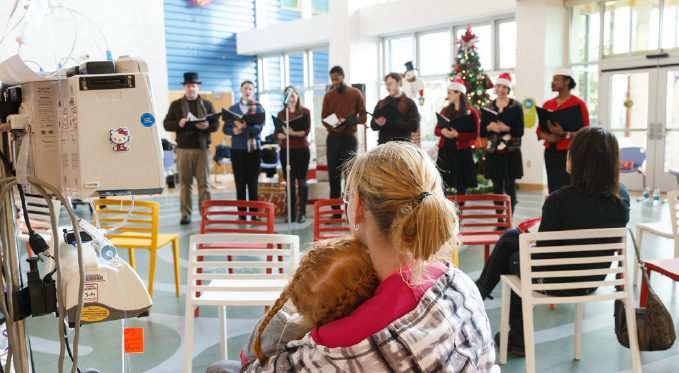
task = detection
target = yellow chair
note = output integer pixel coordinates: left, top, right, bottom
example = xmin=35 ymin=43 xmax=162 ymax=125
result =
xmin=93 ymin=199 xmax=180 ymax=298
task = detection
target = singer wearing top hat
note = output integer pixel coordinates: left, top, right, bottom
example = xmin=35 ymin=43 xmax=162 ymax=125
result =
xmin=163 ymin=72 xmax=219 ymax=225
xmin=537 ymin=68 xmax=590 ymax=193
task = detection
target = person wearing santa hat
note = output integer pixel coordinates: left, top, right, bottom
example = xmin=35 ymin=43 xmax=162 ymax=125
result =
xmin=481 ymin=73 xmax=524 ymax=217
xmin=537 ymin=68 xmax=590 ymax=193
xmin=434 ymin=78 xmax=480 ymax=195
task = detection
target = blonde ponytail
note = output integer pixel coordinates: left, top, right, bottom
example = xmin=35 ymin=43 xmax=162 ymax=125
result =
xmin=344 ymin=142 xmax=458 ymax=284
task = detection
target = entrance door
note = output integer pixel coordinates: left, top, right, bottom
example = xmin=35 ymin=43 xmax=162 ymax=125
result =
xmin=600 ymin=66 xmax=679 ymax=192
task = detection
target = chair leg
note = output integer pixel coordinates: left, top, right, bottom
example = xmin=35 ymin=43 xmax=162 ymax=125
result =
xmin=218 ymin=305 xmax=228 ymax=361
xmin=147 ymin=249 xmax=157 ymax=299
xmin=633 ymin=227 xmax=643 ymax=286
xmin=183 ymin=305 xmax=196 ymax=373
xmin=172 ymin=238 xmax=180 ymax=297
xmin=574 ymin=303 xmax=583 ymax=360
xmin=484 ymin=245 xmax=490 ymax=263
xmin=640 ymin=270 xmax=651 ymax=307
xmin=624 ymin=296 xmax=643 ymax=372
xmin=499 ymin=280 xmax=511 ymax=364
xmin=195 ymin=255 xmax=204 ymax=317
xmin=127 ymin=248 xmax=136 ymax=270
xmin=523 ymin=302 xmax=536 ymax=373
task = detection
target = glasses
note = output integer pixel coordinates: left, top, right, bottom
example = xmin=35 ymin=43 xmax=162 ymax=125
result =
xmin=341 ymin=191 xmax=353 ymax=204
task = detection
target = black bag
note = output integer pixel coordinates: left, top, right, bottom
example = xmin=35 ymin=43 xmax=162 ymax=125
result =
xmin=166 ymin=174 xmax=176 ymax=189
xmin=614 ymin=228 xmax=676 ymax=351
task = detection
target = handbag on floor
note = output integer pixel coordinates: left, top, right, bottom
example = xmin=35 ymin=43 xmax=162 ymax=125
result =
xmin=614 ymin=228 xmax=676 ymax=351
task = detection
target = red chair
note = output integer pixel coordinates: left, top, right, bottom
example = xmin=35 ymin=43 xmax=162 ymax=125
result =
xmin=446 ymin=194 xmax=512 ymax=262
xmin=313 ymin=198 xmax=351 ymax=241
xmin=639 ymin=258 xmax=679 ymax=307
xmin=195 ymin=200 xmax=276 ymax=316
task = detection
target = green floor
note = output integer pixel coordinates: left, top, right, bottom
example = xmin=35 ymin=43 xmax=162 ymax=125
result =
xmin=20 ymin=190 xmax=679 ymax=372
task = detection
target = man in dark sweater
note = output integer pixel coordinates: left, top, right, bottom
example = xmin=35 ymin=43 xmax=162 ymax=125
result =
xmin=370 ymin=73 xmax=420 ymax=145
xmin=163 ymin=72 xmax=220 ymax=225
xmin=321 ymin=66 xmax=367 ymax=202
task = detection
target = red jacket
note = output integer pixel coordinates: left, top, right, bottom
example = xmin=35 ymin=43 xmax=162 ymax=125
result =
xmin=434 ymin=106 xmax=480 ymax=149
xmin=536 ymin=95 xmax=590 ymax=150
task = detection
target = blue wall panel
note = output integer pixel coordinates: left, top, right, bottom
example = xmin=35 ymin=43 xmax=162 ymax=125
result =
xmin=164 ymin=0 xmax=257 ymax=100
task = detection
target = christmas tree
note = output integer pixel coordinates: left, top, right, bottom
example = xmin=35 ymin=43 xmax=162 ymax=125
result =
xmin=450 ymin=25 xmax=494 ymax=181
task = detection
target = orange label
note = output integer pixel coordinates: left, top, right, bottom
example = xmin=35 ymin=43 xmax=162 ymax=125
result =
xmin=124 ymin=328 xmax=144 ymax=353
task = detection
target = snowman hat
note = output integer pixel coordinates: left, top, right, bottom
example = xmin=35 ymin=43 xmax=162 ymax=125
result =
xmin=448 ymin=78 xmax=466 ymax=94
xmin=554 ymin=68 xmax=575 ymax=79
xmin=404 ymin=61 xmax=416 ymax=72
xmin=495 ymin=73 xmax=512 ymax=89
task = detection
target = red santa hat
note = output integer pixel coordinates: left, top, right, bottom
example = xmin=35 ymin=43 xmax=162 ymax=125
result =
xmin=448 ymin=78 xmax=466 ymax=94
xmin=495 ymin=73 xmax=512 ymax=89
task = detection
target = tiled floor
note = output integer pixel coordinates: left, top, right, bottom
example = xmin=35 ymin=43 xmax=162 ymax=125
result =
xmin=22 ymin=189 xmax=679 ymax=372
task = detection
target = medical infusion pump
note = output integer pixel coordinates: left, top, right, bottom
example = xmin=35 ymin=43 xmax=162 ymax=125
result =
xmin=6 ymin=56 xmax=164 ymax=199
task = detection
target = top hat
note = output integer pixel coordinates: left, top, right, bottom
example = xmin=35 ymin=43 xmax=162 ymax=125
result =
xmin=404 ymin=61 xmax=416 ymax=72
xmin=182 ymin=72 xmax=202 ymax=85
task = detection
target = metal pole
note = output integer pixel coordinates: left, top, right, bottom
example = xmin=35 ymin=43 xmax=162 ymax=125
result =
xmin=285 ymin=107 xmax=291 ymax=234
xmin=0 ymin=132 xmax=31 ymax=373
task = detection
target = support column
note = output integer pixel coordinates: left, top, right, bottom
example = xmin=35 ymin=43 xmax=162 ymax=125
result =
xmin=328 ymin=0 xmax=380 ymax=107
xmin=514 ymin=0 xmax=569 ymax=189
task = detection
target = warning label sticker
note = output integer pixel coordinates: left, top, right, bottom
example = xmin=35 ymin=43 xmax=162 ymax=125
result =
xmin=84 ymin=283 xmax=98 ymax=303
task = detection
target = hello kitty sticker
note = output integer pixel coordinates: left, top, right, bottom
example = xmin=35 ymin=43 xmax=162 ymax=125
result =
xmin=110 ymin=128 xmax=131 ymax=152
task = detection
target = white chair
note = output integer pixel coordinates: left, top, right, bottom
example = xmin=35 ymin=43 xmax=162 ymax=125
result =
xmin=633 ymin=190 xmax=679 ymax=285
xmin=183 ymin=233 xmax=299 ymax=373
xmin=14 ymin=194 xmax=63 ymax=256
xmin=498 ymin=228 xmax=641 ymax=373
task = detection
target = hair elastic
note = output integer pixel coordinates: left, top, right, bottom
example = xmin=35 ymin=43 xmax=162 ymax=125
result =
xmin=418 ymin=192 xmax=431 ymax=202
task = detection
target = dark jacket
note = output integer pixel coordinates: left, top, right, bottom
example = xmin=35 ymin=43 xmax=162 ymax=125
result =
xmin=163 ymin=95 xmax=219 ymax=149
xmin=370 ymin=95 xmax=420 ymax=145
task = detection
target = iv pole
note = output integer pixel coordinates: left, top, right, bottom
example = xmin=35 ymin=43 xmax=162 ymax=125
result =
xmin=0 ymin=131 xmax=32 ymax=373
xmin=285 ymin=95 xmax=292 ymax=234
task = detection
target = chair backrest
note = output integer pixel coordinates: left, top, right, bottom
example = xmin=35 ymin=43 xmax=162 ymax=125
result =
xmin=619 ymin=147 xmax=646 ymax=168
xmin=162 ymin=150 xmax=175 ymax=171
xmin=313 ymin=198 xmax=350 ymax=241
xmin=201 ymin=200 xmax=275 ymax=234
xmin=518 ymin=228 xmax=630 ymax=303
xmin=446 ymin=194 xmax=512 ymax=233
xmin=668 ymin=190 xmax=679 ymax=257
xmin=14 ymin=194 xmax=62 ymax=236
xmin=186 ymin=233 xmax=299 ymax=300
xmin=93 ymin=199 xmax=159 ymax=248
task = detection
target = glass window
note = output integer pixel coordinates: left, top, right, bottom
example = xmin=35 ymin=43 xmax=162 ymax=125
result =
xmin=498 ymin=22 xmax=517 ymax=69
xmin=570 ymin=3 xmax=600 ymax=63
xmin=571 ymin=64 xmax=599 ymax=125
xmin=604 ymin=0 xmax=661 ymax=56
xmin=311 ymin=50 xmax=329 ymax=85
xmin=663 ymin=0 xmax=679 ymax=49
xmin=456 ymin=25 xmax=492 ymax=71
xmin=312 ymin=0 xmax=329 ymax=14
xmin=267 ymin=0 xmax=303 ymax=26
xmin=386 ymin=36 xmax=414 ymax=73
xmin=263 ymin=56 xmax=282 ymax=91
xmin=419 ymin=31 xmax=451 ymax=76
xmin=260 ymin=92 xmax=285 ymax=135
xmin=287 ymin=53 xmax=305 ymax=87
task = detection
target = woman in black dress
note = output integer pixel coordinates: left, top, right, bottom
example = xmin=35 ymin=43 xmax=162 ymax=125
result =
xmin=481 ymin=73 xmax=524 ymax=215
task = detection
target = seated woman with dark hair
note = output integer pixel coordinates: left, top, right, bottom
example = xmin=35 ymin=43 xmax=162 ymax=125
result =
xmin=474 ymin=126 xmax=630 ymax=357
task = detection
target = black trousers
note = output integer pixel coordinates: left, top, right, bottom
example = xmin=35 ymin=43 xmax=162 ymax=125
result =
xmin=230 ymin=149 xmax=261 ymax=211
xmin=327 ymin=136 xmax=357 ymax=200
xmin=544 ymin=148 xmax=570 ymax=194
xmin=476 ymin=229 xmax=594 ymax=324
xmin=493 ymin=178 xmax=517 ymax=215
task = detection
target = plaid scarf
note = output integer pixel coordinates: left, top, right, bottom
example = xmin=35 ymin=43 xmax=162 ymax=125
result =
xmin=242 ymin=98 xmax=259 ymax=152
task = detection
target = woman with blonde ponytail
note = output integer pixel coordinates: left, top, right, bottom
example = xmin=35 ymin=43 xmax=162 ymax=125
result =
xmin=208 ymin=142 xmax=495 ymax=373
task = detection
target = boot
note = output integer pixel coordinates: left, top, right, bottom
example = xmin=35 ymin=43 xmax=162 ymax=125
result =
xmin=297 ymin=185 xmax=308 ymax=223
xmin=284 ymin=185 xmax=296 ymax=223
xmin=494 ymin=319 xmax=525 ymax=357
